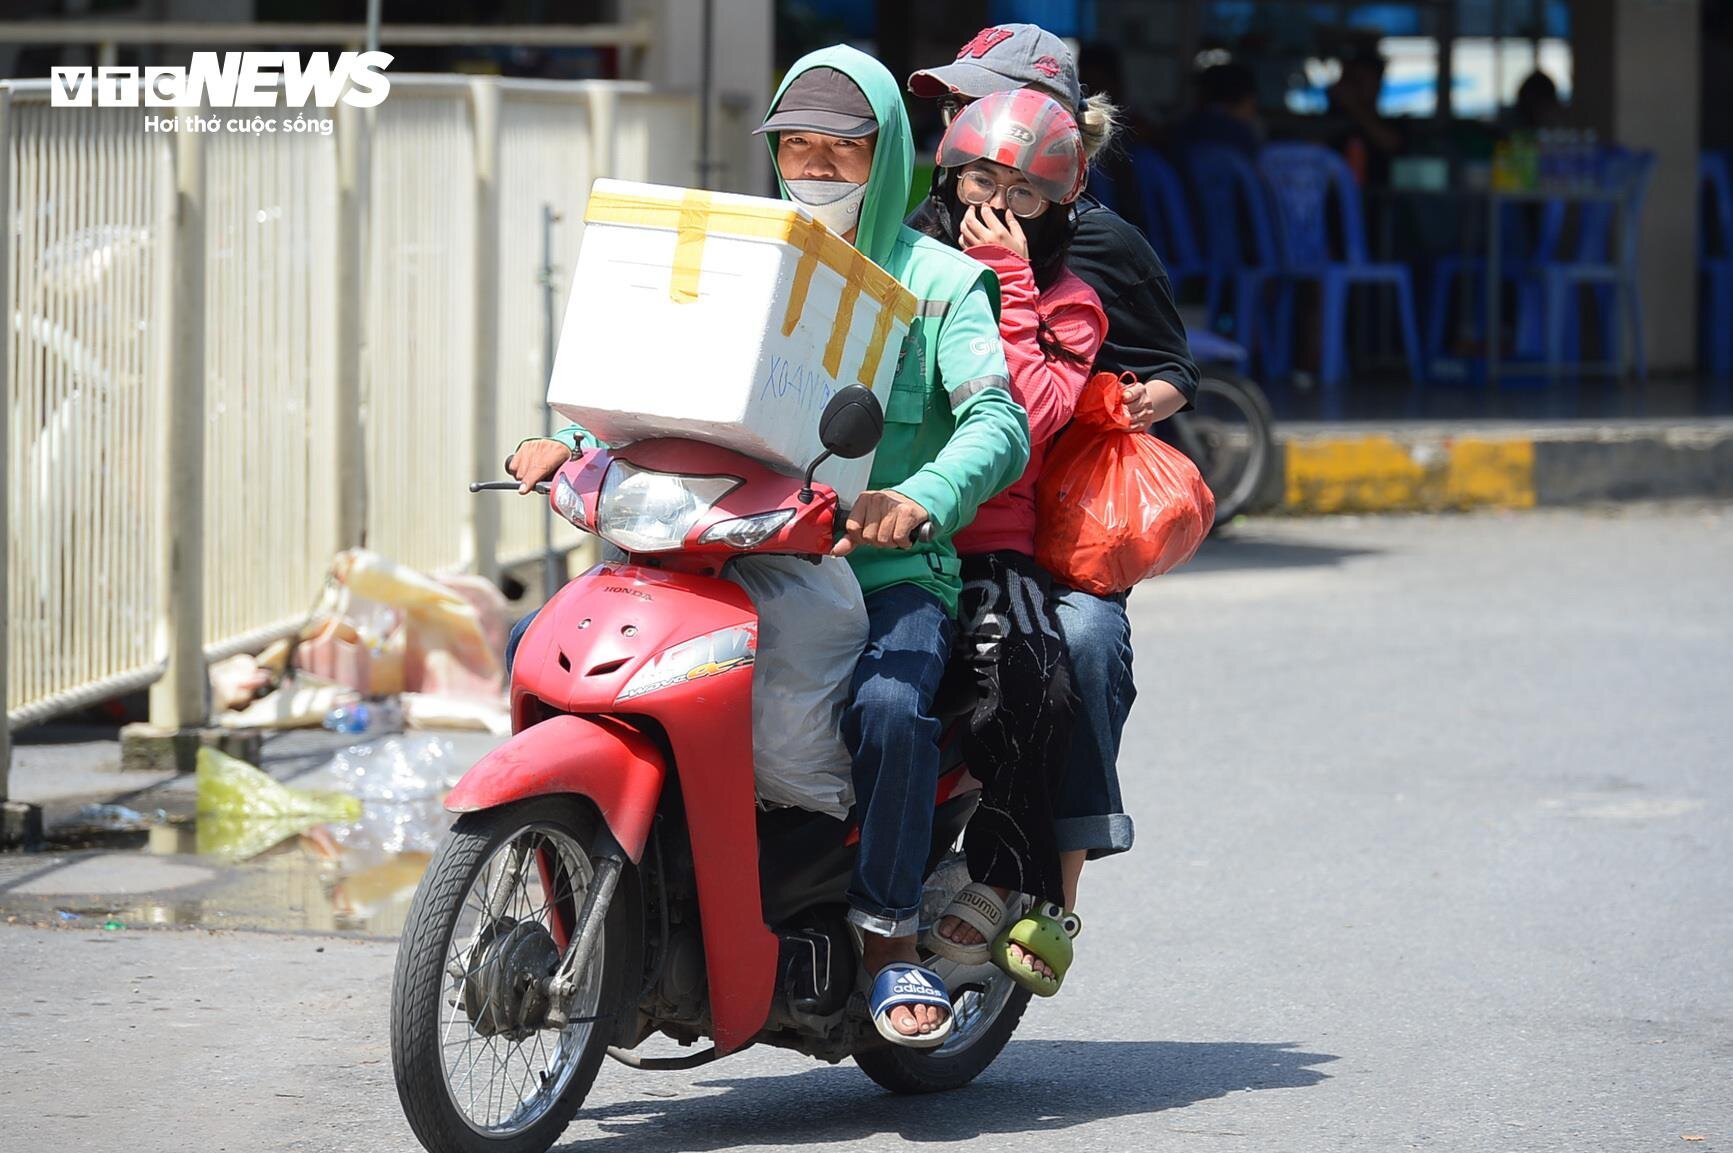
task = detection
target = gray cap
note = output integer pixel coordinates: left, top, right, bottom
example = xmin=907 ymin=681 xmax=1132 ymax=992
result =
xmin=754 ymin=66 xmax=878 ymax=138
xmin=908 ymin=24 xmax=1082 ymax=110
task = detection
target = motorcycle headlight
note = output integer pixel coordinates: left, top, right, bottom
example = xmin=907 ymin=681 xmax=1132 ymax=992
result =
xmin=698 ymin=509 xmax=795 ymax=549
xmin=553 ymin=470 xmax=588 ymax=530
xmin=596 ymin=463 xmax=738 ymax=553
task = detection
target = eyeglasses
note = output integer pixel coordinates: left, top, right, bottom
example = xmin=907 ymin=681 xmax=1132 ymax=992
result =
xmin=956 ymin=169 xmax=1048 ymax=218
xmin=939 ymin=96 xmax=968 ymax=126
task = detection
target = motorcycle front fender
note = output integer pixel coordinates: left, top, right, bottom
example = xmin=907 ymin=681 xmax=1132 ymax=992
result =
xmin=444 ymin=713 xmax=665 ymax=863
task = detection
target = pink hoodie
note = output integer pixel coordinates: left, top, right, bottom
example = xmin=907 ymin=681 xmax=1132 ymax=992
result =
xmin=953 ymin=244 xmax=1108 ymax=558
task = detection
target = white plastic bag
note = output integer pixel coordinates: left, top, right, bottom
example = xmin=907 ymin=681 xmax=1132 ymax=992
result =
xmin=724 ymin=555 xmax=867 ymax=819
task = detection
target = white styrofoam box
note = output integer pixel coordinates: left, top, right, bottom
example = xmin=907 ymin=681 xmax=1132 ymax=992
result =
xmin=547 ymin=179 xmax=916 ymax=507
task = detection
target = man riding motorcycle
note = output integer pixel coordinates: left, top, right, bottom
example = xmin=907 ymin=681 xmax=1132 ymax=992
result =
xmin=509 ymin=45 xmax=1029 ymax=1049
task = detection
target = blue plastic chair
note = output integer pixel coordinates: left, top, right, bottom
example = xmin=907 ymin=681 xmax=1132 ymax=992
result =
xmin=1426 ymin=199 xmax=1567 ymax=369
xmin=1537 ymin=148 xmax=1655 ymax=380
xmin=1184 ymin=145 xmax=1285 ymax=380
xmin=1187 ymin=327 xmax=1250 ymax=368
xmin=1701 ymin=152 xmax=1733 ymax=381
xmin=1127 ymin=146 xmax=1214 ymax=306
xmin=1255 ymin=143 xmax=1425 ymax=414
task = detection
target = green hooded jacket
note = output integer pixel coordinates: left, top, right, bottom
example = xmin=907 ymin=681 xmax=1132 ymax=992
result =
xmin=548 ymin=46 xmax=1028 ymax=616
xmin=762 ymin=46 xmax=1029 ymax=614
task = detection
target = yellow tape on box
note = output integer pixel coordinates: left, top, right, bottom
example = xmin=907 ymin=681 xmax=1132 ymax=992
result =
xmin=584 ymin=186 xmax=917 ymax=387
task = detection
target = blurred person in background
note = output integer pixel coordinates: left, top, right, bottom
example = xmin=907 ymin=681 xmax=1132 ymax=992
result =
xmin=1509 ymin=71 xmax=1566 ymax=132
xmin=1328 ymin=45 xmax=1404 ymax=187
xmin=1172 ymin=60 xmax=1265 ymax=160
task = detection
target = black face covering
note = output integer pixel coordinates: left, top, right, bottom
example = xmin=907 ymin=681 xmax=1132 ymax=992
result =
xmin=925 ymin=169 xmax=1075 ymax=291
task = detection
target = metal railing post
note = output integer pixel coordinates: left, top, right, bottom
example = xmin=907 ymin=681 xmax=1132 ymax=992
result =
xmin=589 ymin=85 xmax=619 ymax=180
xmin=539 ymin=203 xmax=563 ymax=601
xmin=149 ymin=116 xmax=209 ymax=730
xmin=469 ymin=79 xmax=502 ymax=582
xmin=335 ymin=101 xmax=370 ymax=550
xmin=1 ymin=88 xmax=14 ymax=806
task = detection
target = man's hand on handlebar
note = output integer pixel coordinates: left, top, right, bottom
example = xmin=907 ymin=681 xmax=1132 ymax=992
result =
xmin=505 ymin=439 xmax=575 ymax=495
xmin=832 ymin=490 xmax=931 ymax=557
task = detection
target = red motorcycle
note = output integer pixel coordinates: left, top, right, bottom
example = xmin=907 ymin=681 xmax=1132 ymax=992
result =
xmin=389 ymin=387 xmax=1028 ymax=1153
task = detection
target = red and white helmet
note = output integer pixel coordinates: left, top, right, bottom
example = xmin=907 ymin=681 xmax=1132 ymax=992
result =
xmin=936 ymin=88 xmax=1087 ymax=206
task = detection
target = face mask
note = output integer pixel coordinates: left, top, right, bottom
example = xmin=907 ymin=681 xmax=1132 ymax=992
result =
xmin=786 ymin=179 xmax=867 ymax=236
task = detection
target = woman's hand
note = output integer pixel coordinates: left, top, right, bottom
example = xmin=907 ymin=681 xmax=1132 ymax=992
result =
xmin=505 ymin=438 xmax=574 ymax=495
xmin=959 ymin=204 xmax=1028 ymax=260
xmin=1121 ymin=379 xmax=1188 ymax=433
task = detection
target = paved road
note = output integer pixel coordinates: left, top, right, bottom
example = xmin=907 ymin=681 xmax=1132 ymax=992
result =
xmin=4 ymin=507 xmax=1730 ymax=1152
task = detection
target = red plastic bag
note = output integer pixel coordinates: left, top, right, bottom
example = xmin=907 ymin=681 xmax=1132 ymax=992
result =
xmin=1036 ymin=372 xmax=1215 ymax=595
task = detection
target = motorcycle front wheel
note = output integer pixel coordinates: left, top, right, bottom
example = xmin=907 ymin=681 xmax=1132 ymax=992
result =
xmin=391 ymin=797 xmax=631 ymax=1153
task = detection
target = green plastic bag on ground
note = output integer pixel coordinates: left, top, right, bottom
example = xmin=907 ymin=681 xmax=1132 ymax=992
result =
xmin=195 ymin=747 xmax=362 ymax=862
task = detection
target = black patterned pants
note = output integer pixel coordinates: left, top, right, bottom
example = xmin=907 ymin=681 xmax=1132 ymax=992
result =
xmin=956 ymin=550 xmax=1076 ymax=907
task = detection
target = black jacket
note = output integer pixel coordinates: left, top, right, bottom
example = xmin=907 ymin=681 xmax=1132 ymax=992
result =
xmin=1065 ymin=194 xmax=1199 ymax=408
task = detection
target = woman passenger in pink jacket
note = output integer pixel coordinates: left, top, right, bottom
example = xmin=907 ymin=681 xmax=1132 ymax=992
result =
xmin=914 ymin=90 xmax=1105 ymax=996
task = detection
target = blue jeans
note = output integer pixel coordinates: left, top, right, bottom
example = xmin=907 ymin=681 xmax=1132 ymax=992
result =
xmin=1051 ymin=587 xmax=1136 ymax=859
xmin=505 ymin=610 xmax=536 ymax=676
xmin=842 ymin=584 xmax=954 ymax=938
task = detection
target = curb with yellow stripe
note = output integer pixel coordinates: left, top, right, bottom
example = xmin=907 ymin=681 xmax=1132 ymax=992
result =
xmin=1283 ymin=435 xmax=1536 ymax=514
xmin=1278 ymin=423 xmax=1733 ymax=514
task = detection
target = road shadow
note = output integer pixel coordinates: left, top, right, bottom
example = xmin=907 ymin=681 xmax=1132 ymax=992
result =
xmin=557 ymin=1039 xmax=1336 ymax=1151
xmin=1174 ymin=530 xmax=1379 ymax=575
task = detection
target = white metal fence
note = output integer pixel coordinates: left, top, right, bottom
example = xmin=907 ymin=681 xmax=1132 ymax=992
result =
xmin=5 ymin=94 xmax=171 ymax=725
xmin=3 ymin=75 xmax=715 ymax=741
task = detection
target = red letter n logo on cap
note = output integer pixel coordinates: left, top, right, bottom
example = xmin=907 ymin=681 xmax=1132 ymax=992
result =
xmin=957 ymin=27 xmax=1015 ymax=60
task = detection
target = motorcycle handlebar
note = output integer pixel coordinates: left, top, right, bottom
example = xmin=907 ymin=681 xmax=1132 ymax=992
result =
xmin=473 ymin=477 xmax=931 ymax=547
xmin=834 ymin=518 xmax=933 ymax=547
xmin=470 ymin=480 xmax=550 ymax=494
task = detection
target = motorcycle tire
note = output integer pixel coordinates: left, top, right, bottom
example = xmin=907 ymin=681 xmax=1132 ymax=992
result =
xmin=853 ymin=977 xmax=1032 ymax=1094
xmin=391 ymin=797 xmax=632 ymax=1153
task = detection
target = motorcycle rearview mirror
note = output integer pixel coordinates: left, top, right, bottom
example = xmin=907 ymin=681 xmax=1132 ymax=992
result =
xmin=801 ymin=386 xmax=884 ymax=503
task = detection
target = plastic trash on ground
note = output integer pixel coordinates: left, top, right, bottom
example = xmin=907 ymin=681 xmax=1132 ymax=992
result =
xmin=332 ymin=550 xmax=488 ymax=659
xmin=323 ymin=735 xmax=460 ymax=802
xmin=401 ymin=693 xmax=510 ymax=736
xmin=316 ymin=736 xmax=462 ymax=866
xmin=723 ymin=555 xmax=867 ymax=819
xmin=195 ymin=747 xmax=363 ymax=862
xmin=210 ymin=653 xmax=273 ymax=713
xmin=64 ymin=803 xmax=150 ymax=832
xmin=407 ymin=574 xmax=508 ymax=699
xmin=296 ymin=603 xmax=406 ymax=697
xmin=218 ymin=681 xmax=357 ymax=730
xmin=323 ymin=698 xmax=405 ymax=735
xmin=312 ymin=550 xmax=503 ymax=698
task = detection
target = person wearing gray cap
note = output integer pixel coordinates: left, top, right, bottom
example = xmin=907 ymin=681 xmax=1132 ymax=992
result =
xmin=910 ymin=24 xmax=1202 ymax=966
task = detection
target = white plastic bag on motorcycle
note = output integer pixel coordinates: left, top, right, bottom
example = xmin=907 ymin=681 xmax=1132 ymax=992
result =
xmin=723 ymin=554 xmax=866 ymax=819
